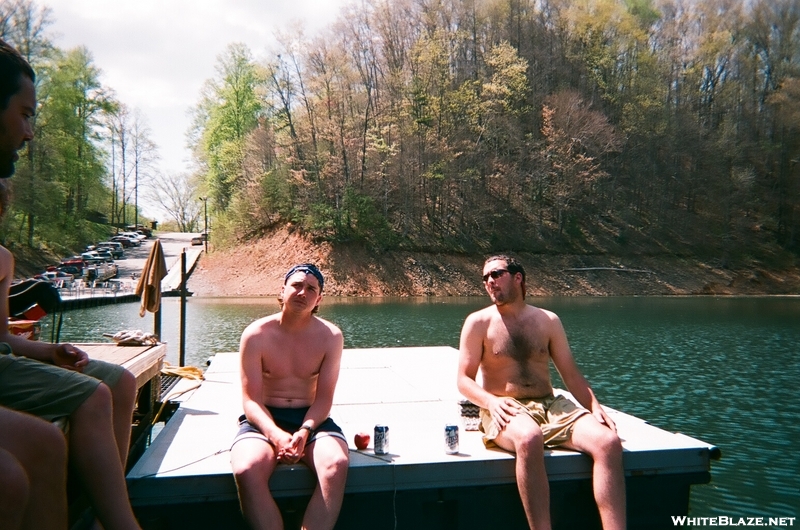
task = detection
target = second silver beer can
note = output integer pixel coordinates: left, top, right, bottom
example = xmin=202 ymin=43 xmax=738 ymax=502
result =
xmin=374 ymin=424 xmax=389 ymax=455
xmin=445 ymin=424 xmax=459 ymax=454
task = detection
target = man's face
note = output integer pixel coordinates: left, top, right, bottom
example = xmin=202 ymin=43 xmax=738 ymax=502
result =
xmin=482 ymin=259 xmax=517 ymax=305
xmin=0 ymin=75 xmax=35 ymax=179
xmin=281 ymin=271 xmax=323 ymax=312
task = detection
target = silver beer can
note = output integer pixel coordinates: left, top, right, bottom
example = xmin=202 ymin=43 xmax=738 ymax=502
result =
xmin=445 ymin=424 xmax=459 ymax=454
xmin=374 ymin=424 xmax=389 ymax=455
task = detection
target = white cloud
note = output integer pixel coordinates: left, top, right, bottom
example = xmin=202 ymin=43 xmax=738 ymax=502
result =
xmin=41 ymin=0 xmax=350 ymax=219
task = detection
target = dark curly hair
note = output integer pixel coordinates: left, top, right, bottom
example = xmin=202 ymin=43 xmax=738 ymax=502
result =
xmin=0 ymin=38 xmax=35 ymax=111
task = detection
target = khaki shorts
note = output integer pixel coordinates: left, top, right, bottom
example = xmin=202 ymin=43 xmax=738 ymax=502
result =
xmin=0 ymin=351 xmax=125 ymax=421
xmin=480 ymin=394 xmax=589 ymax=448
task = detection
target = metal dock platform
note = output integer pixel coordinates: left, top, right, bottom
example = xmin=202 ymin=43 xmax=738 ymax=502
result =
xmin=127 ymin=346 xmax=719 ymax=529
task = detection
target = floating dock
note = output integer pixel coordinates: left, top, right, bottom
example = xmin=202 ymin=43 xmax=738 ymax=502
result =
xmin=128 ymin=347 xmax=719 ymax=529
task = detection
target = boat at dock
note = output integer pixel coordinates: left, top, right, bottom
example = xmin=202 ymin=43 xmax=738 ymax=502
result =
xmin=128 ymin=346 xmax=719 ymax=529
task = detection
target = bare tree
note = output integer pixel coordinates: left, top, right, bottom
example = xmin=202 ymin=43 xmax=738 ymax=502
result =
xmin=146 ymin=172 xmax=202 ymax=232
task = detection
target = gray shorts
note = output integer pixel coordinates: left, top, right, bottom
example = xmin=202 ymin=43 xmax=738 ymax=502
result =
xmin=0 ymin=350 xmax=125 ymax=421
xmin=232 ymin=407 xmax=346 ymax=448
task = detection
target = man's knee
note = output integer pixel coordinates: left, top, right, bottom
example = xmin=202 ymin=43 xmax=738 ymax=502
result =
xmin=33 ymin=421 xmax=68 ymax=468
xmin=314 ymin=444 xmax=349 ymax=482
xmin=503 ymin=421 xmax=545 ymax=457
xmin=593 ymin=429 xmax=623 ymax=462
xmin=75 ymin=383 xmax=114 ymax=420
xmin=0 ymin=453 xmax=30 ymax=509
xmin=115 ymin=369 xmax=136 ymax=399
xmin=607 ymin=432 xmax=623 ymax=457
xmin=231 ymin=446 xmax=277 ymax=482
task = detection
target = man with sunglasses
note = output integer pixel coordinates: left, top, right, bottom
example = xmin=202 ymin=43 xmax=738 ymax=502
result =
xmin=457 ymin=255 xmax=626 ymax=530
xmin=231 ymin=263 xmax=348 ymax=529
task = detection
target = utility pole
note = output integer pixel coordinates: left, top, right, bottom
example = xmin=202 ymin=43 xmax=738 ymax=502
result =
xmin=199 ymin=197 xmax=208 ymax=252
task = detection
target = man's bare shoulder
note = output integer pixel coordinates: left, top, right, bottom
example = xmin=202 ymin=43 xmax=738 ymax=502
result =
xmin=242 ymin=313 xmax=281 ymax=337
xmin=524 ymin=304 xmax=557 ymax=319
xmin=523 ymin=304 xmax=563 ymax=332
xmin=310 ymin=315 xmax=343 ymax=340
xmin=0 ymin=245 xmax=12 ymax=272
xmin=465 ymin=305 xmax=499 ymax=324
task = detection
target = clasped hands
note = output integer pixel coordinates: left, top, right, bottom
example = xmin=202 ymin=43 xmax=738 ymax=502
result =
xmin=274 ymin=429 xmax=309 ymax=464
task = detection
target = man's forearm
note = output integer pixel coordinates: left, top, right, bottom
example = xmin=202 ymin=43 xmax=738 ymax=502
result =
xmin=457 ymin=376 xmax=496 ymax=409
xmin=0 ymin=333 xmax=55 ymax=362
xmin=243 ymin=400 xmax=283 ymax=440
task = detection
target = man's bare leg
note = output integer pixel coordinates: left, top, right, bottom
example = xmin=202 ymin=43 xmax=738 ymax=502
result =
xmin=69 ymin=384 xmax=140 ymax=530
xmin=301 ymin=436 xmax=349 ymax=530
xmin=565 ymin=415 xmax=626 ymax=530
xmin=0 ymin=448 xmax=28 ymax=529
xmin=0 ymin=407 xmax=67 ymax=530
xmin=109 ymin=369 xmax=137 ymax=467
xmin=494 ymin=416 xmax=551 ymax=530
xmin=231 ymin=438 xmax=283 ymax=529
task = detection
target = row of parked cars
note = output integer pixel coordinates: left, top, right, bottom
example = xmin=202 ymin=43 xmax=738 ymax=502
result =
xmin=34 ymin=230 xmax=149 ymax=286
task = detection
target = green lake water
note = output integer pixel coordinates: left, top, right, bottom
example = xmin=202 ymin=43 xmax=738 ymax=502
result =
xmin=42 ymin=296 xmax=800 ymax=519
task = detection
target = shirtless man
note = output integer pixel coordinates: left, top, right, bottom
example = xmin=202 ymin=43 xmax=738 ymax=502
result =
xmin=457 ymin=255 xmax=626 ymax=530
xmin=231 ymin=263 xmax=349 ymax=530
xmin=0 ymin=38 xmax=140 ymax=530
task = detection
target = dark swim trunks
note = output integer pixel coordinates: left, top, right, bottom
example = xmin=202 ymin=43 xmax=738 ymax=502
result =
xmin=232 ymin=406 xmax=345 ymax=448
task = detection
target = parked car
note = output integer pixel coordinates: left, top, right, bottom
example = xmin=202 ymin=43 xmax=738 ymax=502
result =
xmin=59 ymin=257 xmax=85 ymax=274
xmin=96 ymin=241 xmax=124 ymax=259
xmin=121 ymin=231 xmax=146 ymax=242
xmin=34 ymin=270 xmax=74 ymax=284
xmin=110 ymin=235 xmax=135 ymax=248
xmin=57 ymin=265 xmax=82 ymax=276
xmin=126 ymin=224 xmax=152 ymax=237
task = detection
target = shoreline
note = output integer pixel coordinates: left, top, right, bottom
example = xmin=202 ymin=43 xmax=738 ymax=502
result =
xmin=186 ymin=227 xmax=800 ymax=298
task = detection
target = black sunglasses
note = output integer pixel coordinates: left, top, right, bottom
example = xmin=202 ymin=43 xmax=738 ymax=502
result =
xmin=482 ymin=269 xmax=509 ymax=283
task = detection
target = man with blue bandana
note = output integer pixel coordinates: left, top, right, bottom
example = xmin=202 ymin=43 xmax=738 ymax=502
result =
xmin=231 ymin=263 xmax=348 ymax=529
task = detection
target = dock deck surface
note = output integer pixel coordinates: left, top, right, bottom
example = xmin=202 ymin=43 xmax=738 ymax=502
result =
xmin=128 ymin=347 xmax=717 ymax=526
xmin=81 ymin=342 xmax=166 ymax=389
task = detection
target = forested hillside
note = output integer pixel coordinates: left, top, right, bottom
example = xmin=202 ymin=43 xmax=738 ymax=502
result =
xmin=0 ymin=0 xmax=156 ymax=255
xmin=190 ymin=0 xmax=799 ymax=266
xmin=1 ymin=0 xmax=798 ymax=273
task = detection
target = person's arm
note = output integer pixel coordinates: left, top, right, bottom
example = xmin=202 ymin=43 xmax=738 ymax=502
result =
xmin=0 ymin=247 xmax=88 ymax=370
xmin=457 ymin=312 xmax=521 ymax=430
xmin=547 ymin=312 xmax=616 ymax=431
xmin=239 ymin=323 xmax=291 ymax=454
xmin=291 ymin=322 xmax=344 ymax=453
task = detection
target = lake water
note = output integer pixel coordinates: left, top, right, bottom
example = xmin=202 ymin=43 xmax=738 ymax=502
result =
xmin=42 ymin=296 xmax=800 ymax=520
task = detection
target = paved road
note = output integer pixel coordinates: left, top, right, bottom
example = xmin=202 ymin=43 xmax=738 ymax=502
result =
xmin=115 ymin=232 xmax=202 ymax=282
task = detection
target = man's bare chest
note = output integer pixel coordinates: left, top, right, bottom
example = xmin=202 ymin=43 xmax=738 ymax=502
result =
xmin=261 ymin=343 xmax=325 ymax=379
xmin=484 ymin=320 xmax=550 ymax=364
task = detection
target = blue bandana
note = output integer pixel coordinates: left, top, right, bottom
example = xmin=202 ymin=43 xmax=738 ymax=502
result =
xmin=284 ymin=263 xmax=324 ymax=291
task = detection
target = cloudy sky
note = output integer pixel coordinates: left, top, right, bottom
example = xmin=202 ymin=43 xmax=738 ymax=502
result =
xmin=42 ymin=0 xmax=351 ymax=219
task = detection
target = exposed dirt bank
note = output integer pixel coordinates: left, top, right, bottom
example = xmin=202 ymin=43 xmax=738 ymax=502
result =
xmin=187 ymin=226 xmax=800 ymax=297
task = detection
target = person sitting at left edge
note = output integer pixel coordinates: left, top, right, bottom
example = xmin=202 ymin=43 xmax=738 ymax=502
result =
xmin=231 ymin=263 xmax=349 ymax=529
xmin=0 ymin=406 xmax=68 ymax=529
xmin=0 ymin=38 xmax=141 ymax=530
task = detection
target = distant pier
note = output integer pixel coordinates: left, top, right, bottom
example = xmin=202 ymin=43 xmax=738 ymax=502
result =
xmin=56 ymin=246 xmax=203 ymax=311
